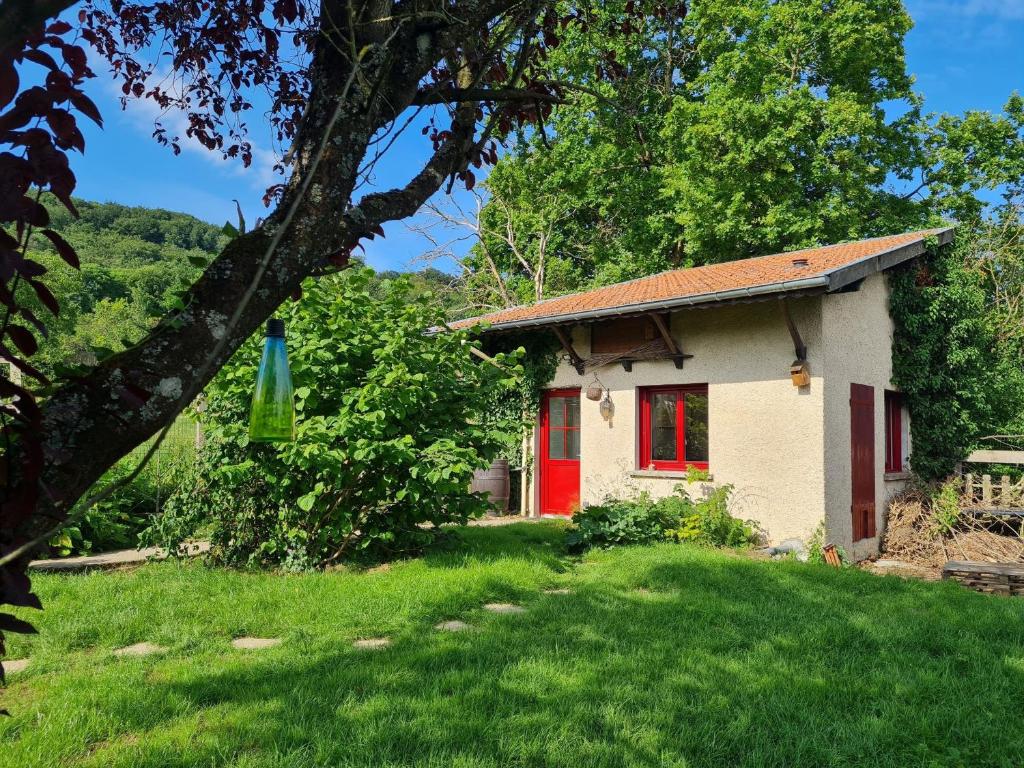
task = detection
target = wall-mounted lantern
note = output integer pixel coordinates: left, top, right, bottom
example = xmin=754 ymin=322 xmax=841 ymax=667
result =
xmin=249 ymin=318 xmax=295 ymax=442
xmin=599 ymin=390 xmax=614 ymax=421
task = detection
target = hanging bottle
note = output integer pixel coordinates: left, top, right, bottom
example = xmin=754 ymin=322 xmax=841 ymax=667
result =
xmin=248 ymin=318 xmax=295 ymax=442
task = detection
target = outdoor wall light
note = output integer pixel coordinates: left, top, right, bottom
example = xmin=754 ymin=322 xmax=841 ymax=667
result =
xmin=249 ymin=318 xmax=295 ymax=442
xmin=599 ymin=390 xmax=614 ymax=421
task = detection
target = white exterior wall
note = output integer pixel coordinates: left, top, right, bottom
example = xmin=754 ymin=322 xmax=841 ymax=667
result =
xmin=527 ymin=298 xmax=829 ymax=544
xmin=821 ymin=272 xmax=911 ymax=559
xmin=523 ymin=276 xmax=910 ymax=558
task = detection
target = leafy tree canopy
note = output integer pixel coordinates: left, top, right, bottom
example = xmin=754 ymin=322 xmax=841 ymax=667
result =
xmin=463 ymin=0 xmax=1024 ymax=305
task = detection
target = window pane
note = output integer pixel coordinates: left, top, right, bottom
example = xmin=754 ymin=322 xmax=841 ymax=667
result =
xmin=684 ymin=391 xmax=709 ymax=463
xmin=549 ymin=397 xmax=565 ymax=427
xmin=566 ymin=428 xmax=580 ymax=460
xmin=565 ymin=397 xmax=580 ymax=427
xmin=651 ymin=392 xmax=677 ymax=461
xmin=548 ymin=427 xmax=565 ymax=459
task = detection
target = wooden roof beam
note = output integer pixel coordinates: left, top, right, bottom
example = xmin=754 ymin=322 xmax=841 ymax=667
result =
xmin=648 ymin=312 xmax=692 ymax=370
xmin=552 ymin=326 xmax=585 ymax=375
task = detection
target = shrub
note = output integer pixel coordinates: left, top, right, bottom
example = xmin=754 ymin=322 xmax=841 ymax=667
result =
xmin=156 ymin=268 xmax=524 ymax=569
xmin=567 ymin=483 xmax=757 ymax=552
xmin=53 ymin=417 xmax=198 ymax=556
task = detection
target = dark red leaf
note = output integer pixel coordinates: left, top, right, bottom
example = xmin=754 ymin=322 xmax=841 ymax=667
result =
xmin=39 ymin=229 xmax=80 ymax=268
xmin=46 ymin=20 xmax=73 ymax=34
xmin=70 ymin=92 xmax=103 ymax=126
xmin=0 ymin=55 xmax=17 ymax=110
xmin=23 ymin=49 xmax=60 ymax=72
xmin=6 ymin=325 xmax=37 ymax=356
xmin=0 ymin=613 xmax=37 ymax=635
xmin=18 ymin=306 xmax=48 ymax=337
xmin=27 ymin=279 xmax=59 ymax=316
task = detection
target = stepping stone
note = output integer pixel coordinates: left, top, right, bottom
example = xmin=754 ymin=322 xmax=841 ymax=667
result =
xmin=352 ymin=637 xmax=390 ymax=650
xmin=435 ymin=620 xmax=471 ymax=632
xmin=543 ymin=588 xmax=571 ymax=595
xmin=3 ymin=658 xmax=29 ymax=675
xmin=483 ymin=603 xmax=526 ymax=614
xmin=633 ymin=588 xmax=653 ymax=596
xmin=231 ymin=637 xmax=282 ymax=650
xmin=113 ymin=642 xmax=167 ymax=657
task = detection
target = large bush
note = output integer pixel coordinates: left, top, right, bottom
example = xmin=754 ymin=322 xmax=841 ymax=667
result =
xmin=567 ymin=484 xmax=758 ymax=553
xmin=158 ymin=268 xmax=523 ymax=569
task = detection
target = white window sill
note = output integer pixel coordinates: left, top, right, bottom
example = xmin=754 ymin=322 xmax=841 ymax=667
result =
xmin=629 ymin=470 xmax=714 ymax=481
xmin=884 ymin=471 xmax=912 ymax=482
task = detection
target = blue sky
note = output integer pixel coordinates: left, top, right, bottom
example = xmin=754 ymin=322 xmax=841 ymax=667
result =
xmin=65 ymin=0 xmax=1024 ymax=273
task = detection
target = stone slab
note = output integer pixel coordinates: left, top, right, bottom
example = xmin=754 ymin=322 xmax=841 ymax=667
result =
xmin=231 ymin=637 xmax=282 ymax=650
xmin=3 ymin=658 xmax=29 ymax=675
xmin=353 ymin=638 xmax=390 ymax=649
xmin=113 ymin=642 xmax=167 ymax=657
xmin=435 ymin=620 xmax=471 ymax=632
xmin=483 ymin=603 xmax=526 ymax=614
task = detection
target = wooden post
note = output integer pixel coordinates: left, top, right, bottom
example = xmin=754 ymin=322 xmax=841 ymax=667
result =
xmin=1001 ymin=475 xmax=1012 ymax=505
xmin=965 ymin=473 xmax=974 ymax=499
xmin=982 ymin=474 xmax=992 ymax=505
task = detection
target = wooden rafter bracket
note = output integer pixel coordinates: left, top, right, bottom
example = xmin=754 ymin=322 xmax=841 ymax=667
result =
xmin=778 ymin=300 xmax=808 ymax=362
xmin=552 ymin=326 xmax=585 ymax=375
xmin=648 ymin=312 xmax=691 ymax=369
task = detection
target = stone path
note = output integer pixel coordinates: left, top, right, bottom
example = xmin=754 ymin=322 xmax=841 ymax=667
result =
xmin=435 ymin=620 xmax=471 ymax=632
xmin=3 ymin=659 xmax=29 ymax=675
xmin=31 ymin=541 xmax=210 ymax=573
xmin=7 ymin=575 xmax=547 ymax=676
xmin=482 ymin=602 xmax=526 ymax=614
xmin=352 ymin=638 xmax=390 ymax=650
xmin=113 ymin=642 xmax=167 ymax=657
xmin=231 ymin=637 xmax=282 ymax=650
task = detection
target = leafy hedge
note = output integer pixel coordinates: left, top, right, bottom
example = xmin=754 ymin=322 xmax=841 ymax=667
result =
xmin=567 ymin=484 xmax=758 ymax=552
xmin=155 ymin=268 xmax=524 ymax=569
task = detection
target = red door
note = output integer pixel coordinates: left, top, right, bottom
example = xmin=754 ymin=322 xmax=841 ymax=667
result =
xmin=850 ymin=383 xmax=876 ymax=540
xmin=539 ymin=389 xmax=581 ymax=516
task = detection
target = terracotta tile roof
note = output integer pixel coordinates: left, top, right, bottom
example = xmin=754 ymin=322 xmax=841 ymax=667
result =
xmin=453 ymin=228 xmax=952 ymax=331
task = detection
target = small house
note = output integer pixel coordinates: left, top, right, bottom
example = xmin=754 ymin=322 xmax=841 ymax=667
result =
xmin=457 ymin=228 xmax=954 ymax=559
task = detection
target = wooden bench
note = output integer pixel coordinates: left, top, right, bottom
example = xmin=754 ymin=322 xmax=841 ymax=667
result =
xmin=942 ymin=561 xmax=1024 ymax=596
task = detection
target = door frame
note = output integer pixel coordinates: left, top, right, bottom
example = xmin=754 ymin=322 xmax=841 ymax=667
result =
xmin=538 ymin=387 xmax=581 ymax=517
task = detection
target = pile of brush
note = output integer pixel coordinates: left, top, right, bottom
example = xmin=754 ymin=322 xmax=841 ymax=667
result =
xmin=883 ymin=484 xmax=1024 ymax=572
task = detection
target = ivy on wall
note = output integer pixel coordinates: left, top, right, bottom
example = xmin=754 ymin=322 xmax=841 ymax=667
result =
xmin=481 ymin=331 xmax=561 ymax=466
xmin=889 ymin=240 xmax=1019 ymax=480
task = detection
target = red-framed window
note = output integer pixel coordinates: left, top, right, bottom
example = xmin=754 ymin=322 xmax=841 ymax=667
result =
xmin=884 ymin=390 xmax=903 ymax=473
xmin=544 ymin=389 xmax=581 ymax=461
xmin=638 ymin=384 xmax=709 ymax=471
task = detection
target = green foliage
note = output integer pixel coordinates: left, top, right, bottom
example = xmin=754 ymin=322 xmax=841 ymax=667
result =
xmin=805 ymin=522 xmax=850 ymax=567
xmin=466 ymin=0 xmax=933 ymax=303
xmin=931 ymin=478 xmax=964 ymax=535
xmin=53 ymin=417 xmax=199 ymax=556
xmin=468 ymin=1 xmax=1024 ymax=306
xmin=567 ymin=484 xmax=757 ymax=552
xmin=480 ymin=331 xmax=560 ymax=465
xmin=16 ymin=195 xmax=224 ymax=374
xmin=890 ymin=236 xmax=1024 ymax=479
xmin=158 ymin=268 xmax=525 ymax=569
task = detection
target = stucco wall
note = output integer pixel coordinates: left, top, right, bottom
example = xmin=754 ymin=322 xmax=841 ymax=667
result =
xmin=527 ymin=298 xmax=829 ymax=544
xmin=821 ymin=272 xmax=910 ymax=559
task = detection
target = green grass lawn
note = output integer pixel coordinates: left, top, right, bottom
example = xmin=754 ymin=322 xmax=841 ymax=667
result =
xmin=2 ymin=522 xmax=1024 ymax=768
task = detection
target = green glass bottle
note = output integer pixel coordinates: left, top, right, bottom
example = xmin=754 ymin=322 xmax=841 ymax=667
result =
xmin=248 ymin=318 xmax=295 ymax=442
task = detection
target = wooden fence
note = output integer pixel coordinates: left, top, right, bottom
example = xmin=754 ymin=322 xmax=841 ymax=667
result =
xmin=963 ymin=473 xmax=1024 ymax=509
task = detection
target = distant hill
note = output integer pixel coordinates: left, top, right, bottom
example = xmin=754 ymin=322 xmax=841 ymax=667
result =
xmin=20 ymin=196 xmax=226 ymax=373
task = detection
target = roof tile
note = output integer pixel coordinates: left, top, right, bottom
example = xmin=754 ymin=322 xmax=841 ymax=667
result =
xmin=453 ymin=229 xmax=947 ymax=330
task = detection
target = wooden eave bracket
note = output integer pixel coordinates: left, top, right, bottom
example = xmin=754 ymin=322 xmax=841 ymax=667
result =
xmin=552 ymin=326 xmax=585 ymax=375
xmin=649 ymin=312 xmax=693 ymax=370
xmin=779 ymin=300 xmax=808 ymax=362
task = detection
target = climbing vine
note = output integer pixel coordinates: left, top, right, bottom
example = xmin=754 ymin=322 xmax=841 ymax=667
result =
xmin=889 ymin=238 xmax=1022 ymax=480
xmin=481 ymin=331 xmax=561 ymax=466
